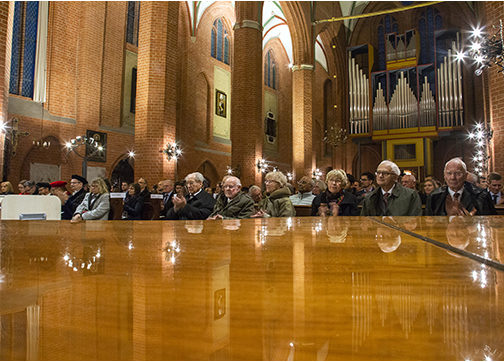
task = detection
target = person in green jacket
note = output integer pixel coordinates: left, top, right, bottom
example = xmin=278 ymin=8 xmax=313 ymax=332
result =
xmin=208 ymin=176 xmax=255 ymax=219
xmin=361 ymin=160 xmax=422 ymax=217
xmin=252 ymin=171 xmax=296 ymax=218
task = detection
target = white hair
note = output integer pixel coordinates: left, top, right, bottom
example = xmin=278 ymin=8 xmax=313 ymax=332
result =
xmin=225 ymin=176 xmax=242 ymax=187
xmin=444 ymin=157 xmax=467 ymax=173
xmin=186 ymin=172 xmax=204 ymax=183
xmin=378 ymin=160 xmax=400 ymax=176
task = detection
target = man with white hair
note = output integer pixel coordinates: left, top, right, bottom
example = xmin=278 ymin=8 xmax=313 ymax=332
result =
xmin=361 ymin=160 xmax=422 ymax=216
xmin=165 ymin=172 xmax=216 ymax=220
xmin=426 ymin=157 xmax=496 ymax=216
xmin=401 ymin=173 xmax=416 ymax=190
xmin=208 ymin=176 xmax=255 ymax=219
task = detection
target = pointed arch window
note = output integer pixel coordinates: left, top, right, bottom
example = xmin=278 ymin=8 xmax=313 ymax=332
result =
xmin=211 ymin=19 xmax=229 ymax=65
xmin=264 ymin=51 xmax=276 ymax=90
xmin=10 ymin=1 xmax=39 ymax=98
xmin=418 ymin=7 xmax=442 ymax=65
xmin=377 ymin=15 xmax=398 ymax=71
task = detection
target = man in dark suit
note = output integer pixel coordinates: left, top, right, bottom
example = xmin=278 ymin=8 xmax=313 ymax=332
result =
xmin=159 ymin=179 xmax=175 ymax=219
xmin=62 ymin=175 xmax=88 ymax=218
xmin=487 ymin=172 xmax=503 ymax=205
xmin=426 ymin=158 xmax=497 ymax=216
xmin=165 ymin=172 xmax=216 ymax=220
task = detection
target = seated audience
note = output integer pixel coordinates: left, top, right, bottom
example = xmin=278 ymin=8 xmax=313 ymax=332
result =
xmin=426 ymin=158 xmax=497 ymax=216
xmin=312 ymin=179 xmax=326 ymax=196
xmin=138 ymin=178 xmax=151 ymax=200
xmin=249 ymin=185 xmax=263 ymax=203
xmin=290 ymin=176 xmax=315 ymax=206
xmin=213 ymin=182 xmax=222 ymax=199
xmin=37 ymin=182 xmax=51 ymax=195
xmin=487 ymin=172 xmax=504 ymax=205
xmin=420 ymin=179 xmax=438 ymax=204
xmin=122 ymin=183 xmax=144 ymax=220
xmin=252 ymin=171 xmax=295 ymax=218
xmin=71 ymin=177 xmax=110 ymax=221
xmin=160 ymin=180 xmax=175 ymax=218
xmin=361 ymin=160 xmax=422 ymax=216
xmin=0 ymin=181 xmax=14 ymax=195
xmin=208 ymin=176 xmax=255 ymax=219
xmin=174 ymin=180 xmax=187 ymax=197
xmin=356 ymin=171 xmax=375 ymax=203
xmin=311 ymin=169 xmax=359 ymax=216
xmin=23 ymin=180 xmax=38 ymax=195
xmin=352 ymin=180 xmax=362 ymax=193
xmin=18 ymin=180 xmax=27 ymax=194
xmin=165 ymin=172 xmax=216 ymax=220
xmin=50 ymin=181 xmax=73 ymax=220
xmin=68 ymin=175 xmax=88 ymax=215
xmin=401 ymin=173 xmax=417 ymax=190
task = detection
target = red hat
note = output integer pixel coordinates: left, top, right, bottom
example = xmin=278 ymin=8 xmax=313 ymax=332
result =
xmin=50 ymin=181 xmax=67 ymax=188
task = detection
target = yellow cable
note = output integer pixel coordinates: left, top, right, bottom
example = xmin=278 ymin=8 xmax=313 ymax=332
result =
xmin=313 ymin=1 xmax=445 ymax=25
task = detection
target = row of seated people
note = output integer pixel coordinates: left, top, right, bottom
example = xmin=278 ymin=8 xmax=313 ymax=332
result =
xmin=2 ymin=156 xmax=498 ymax=221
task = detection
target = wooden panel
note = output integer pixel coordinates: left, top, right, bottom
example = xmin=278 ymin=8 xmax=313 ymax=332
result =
xmin=0 ymin=217 xmax=503 ymax=360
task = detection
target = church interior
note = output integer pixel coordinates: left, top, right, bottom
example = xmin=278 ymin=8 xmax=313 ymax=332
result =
xmin=1 ymin=1 xmax=504 ymax=361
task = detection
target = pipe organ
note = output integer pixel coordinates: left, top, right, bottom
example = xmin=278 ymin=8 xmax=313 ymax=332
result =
xmin=347 ymin=29 xmax=464 ymax=137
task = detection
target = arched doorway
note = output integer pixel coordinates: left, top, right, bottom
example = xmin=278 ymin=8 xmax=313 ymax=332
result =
xmin=111 ymin=157 xmax=134 ymax=190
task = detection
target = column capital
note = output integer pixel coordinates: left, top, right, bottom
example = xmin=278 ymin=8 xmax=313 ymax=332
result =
xmin=291 ymin=64 xmax=314 ymax=72
xmin=233 ymin=20 xmax=262 ymax=32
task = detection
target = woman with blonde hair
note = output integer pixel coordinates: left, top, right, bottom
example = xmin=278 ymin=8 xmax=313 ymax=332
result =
xmin=252 ymin=171 xmax=295 ymax=218
xmin=71 ymin=177 xmax=110 ymax=222
xmin=0 ymin=181 xmax=14 ymax=195
xmin=311 ymin=169 xmax=360 ymax=216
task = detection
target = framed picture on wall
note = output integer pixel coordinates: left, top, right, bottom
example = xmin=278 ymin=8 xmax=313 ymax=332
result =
xmin=215 ymin=90 xmax=227 ymax=118
xmin=85 ymin=130 xmax=107 ymax=163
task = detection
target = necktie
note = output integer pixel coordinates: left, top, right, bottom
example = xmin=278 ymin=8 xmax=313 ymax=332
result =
xmin=493 ymin=194 xmax=498 ymax=205
xmin=383 ymin=192 xmax=389 ymax=207
xmin=453 ymin=192 xmax=460 ymax=202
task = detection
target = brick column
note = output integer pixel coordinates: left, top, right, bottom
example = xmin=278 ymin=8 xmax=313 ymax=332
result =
xmin=0 ymin=2 xmax=14 ymax=179
xmin=292 ymin=65 xmax=314 ymax=179
xmin=135 ymin=1 xmax=177 ymax=183
xmin=231 ymin=2 xmax=263 ymax=187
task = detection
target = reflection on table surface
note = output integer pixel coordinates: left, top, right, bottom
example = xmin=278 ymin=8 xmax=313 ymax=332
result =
xmin=0 ymin=217 xmax=503 ymax=361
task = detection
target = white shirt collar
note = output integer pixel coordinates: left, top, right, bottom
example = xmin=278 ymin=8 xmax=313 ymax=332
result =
xmin=448 ymin=187 xmax=464 ymax=200
xmin=381 ymin=184 xmax=395 ymax=195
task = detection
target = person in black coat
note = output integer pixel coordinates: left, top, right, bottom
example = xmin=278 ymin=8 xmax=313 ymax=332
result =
xmin=165 ymin=172 xmax=216 ymax=220
xmin=122 ymin=183 xmax=144 ymax=220
xmin=311 ymin=169 xmax=360 ymax=216
xmin=426 ymin=158 xmax=497 ymax=216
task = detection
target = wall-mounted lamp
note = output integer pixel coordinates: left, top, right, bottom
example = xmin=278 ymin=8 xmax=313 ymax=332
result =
xmin=256 ymin=158 xmax=268 ymax=173
xmin=160 ymin=142 xmax=182 ymax=161
xmin=313 ymin=168 xmax=323 ymax=180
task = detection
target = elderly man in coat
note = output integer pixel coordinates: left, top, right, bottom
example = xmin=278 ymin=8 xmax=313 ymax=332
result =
xmin=426 ymin=157 xmax=497 ymax=216
xmin=207 ymin=176 xmax=255 ymax=219
xmin=361 ymin=160 xmax=422 ymax=216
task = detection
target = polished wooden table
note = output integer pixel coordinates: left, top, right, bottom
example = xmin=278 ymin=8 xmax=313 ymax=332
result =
xmin=1 ymin=216 xmax=503 ymax=360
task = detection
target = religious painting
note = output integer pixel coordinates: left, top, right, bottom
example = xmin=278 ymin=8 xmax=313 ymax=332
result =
xmin=215 ymin=90 xmax=227 ymax=118
xmin=85 ymin=130 xmax=107 ymax=162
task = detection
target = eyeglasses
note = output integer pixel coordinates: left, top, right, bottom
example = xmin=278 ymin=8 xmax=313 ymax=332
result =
xmin=265 ymin=180 xmax=278 ymax=184
xmin=360 ymin=178 xmax=369 ymax=182
xmin=223 ymin=185 xmax=237 ymax=189
xmin=297 ymin=181 xmax=307 ymax=185
xmin=70 ymin=181 xmax=81 ymax=184
xmin=375 ymin=171 xmax=393 ymax=177
xmin=444 ymin=171 xmax=465 ymax=177
xmin=186 ymin=181 xmax=199 ymax=186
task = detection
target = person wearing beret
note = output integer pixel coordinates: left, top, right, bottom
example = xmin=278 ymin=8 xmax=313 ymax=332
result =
xmin=51 ymin=180 xmax=73 ymax=220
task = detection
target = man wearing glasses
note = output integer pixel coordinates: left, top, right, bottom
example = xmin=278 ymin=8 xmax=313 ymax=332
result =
xmin=426 ymin=158 xmax=496 ymax=216
xmin=208 ymin=176 xmax=255 ymax=219
xmin=361 ymin=160 xmax=422 ymax=216
xmin=289 ymin=176 xmax=315 ymax=206
xmin=356 ymin=171 xmax=375 ymax=203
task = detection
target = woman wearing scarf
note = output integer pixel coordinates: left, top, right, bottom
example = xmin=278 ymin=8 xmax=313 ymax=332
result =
xmin=311 ymin=169 xmax=359 ymax=216
xmin=122 ymin=183 xmax=144 ymax=220
xmin=71 ymin=177 xmax=110 ymax=222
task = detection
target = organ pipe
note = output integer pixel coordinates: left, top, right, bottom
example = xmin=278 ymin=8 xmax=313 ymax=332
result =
xmin=348 ymin=53 xmax=370 ymax=134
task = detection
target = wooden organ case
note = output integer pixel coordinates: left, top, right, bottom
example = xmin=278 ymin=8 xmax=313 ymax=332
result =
xmin=348 ymin=24 xmax=464 ymax=179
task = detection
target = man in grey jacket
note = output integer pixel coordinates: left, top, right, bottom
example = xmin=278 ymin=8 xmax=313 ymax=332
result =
xmin=208 ymin=176 xmax=255 ymax=219
xmin=361 ymin=160 xmax=422 ymax=216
